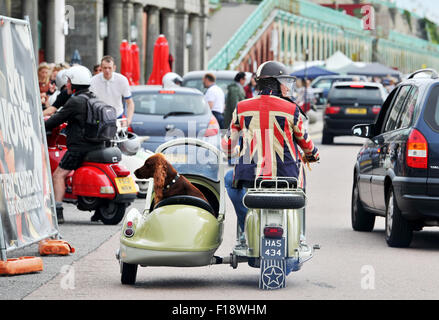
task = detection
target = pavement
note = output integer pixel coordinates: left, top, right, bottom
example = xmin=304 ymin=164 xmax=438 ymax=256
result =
xmin=5 ymin=112 xmax=439 ymax=300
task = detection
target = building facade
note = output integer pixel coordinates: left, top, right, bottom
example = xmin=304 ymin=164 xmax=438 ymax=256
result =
xmin=0 ymin=0 xmax=209 ymax=83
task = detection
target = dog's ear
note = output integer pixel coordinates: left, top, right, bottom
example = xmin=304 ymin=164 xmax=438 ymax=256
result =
xmin=153 ymin=154 xmax=168 ymax=202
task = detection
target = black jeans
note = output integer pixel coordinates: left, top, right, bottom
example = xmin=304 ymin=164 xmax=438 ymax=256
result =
xmin=212 ymin=111 xmax=225 ymax=129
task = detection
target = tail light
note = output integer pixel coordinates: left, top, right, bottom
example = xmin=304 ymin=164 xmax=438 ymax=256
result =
xmin=124 ymin=221 xmax=134 ymax=238
xmin=205 ymin=116 xmax=219 ymax=137
xmin=325 ymin=104 xmax=341 ymax=115
xmin=372 ymin=106 xmax=381 ymax=115
xmin=264 ymin=226 xmax=284 ymax=239
xmin=111 ymin=164 xmax=130 ymax=177
xmin=406 ymin=129 xmax=428 ymax=169
xmin=127 ymin=126 xmax=133 ymax=133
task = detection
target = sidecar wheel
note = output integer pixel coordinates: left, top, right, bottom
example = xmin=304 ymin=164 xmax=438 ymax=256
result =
xmin=121 ymin=262 xmax=138 ymax=285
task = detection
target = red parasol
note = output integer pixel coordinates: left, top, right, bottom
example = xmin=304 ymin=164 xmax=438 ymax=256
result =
xmin=147 ymin=35 xmax=171 ymax=85
xmin=130 ymin=42 xmax=140 ymax=86
xmin=120 ymin=40 xmax=133 ymax=85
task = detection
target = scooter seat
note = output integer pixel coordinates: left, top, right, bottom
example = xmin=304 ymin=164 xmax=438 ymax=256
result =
xmin=84 ymin=147 xmax=122 ymax=164
xmin=243 ymin=192 xmax=305 ymax=210
xmin=154 ymin=195 xmax=217 ymax=218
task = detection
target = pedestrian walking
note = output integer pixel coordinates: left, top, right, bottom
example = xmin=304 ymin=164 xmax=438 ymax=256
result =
xmin=244 ymin=74 xmax=257 ymax=99
xmin=90 ymin=55 xmax=135 ymax=125
xmin=203 ymin=73 xmax=225 ymax=129
xmin=224 ymin=72 xmax=246 ymax=129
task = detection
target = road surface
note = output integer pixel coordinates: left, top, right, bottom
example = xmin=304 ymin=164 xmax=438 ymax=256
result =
xmin=20 ymin=134 xmax=439 ymax=300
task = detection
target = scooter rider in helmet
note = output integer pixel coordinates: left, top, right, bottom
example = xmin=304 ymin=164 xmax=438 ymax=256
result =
xmin=162 ymin=72 xmax=183 ymax=88
xmin=45 ymin=66 xmax=105 ymax=224
xmin=222 ymin=61 xmax=320 ymax=250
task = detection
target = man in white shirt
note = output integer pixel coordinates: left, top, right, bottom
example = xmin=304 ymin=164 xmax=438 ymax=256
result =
xmin=90 ymin=56 xmax=135 ymax=125
xmin=203 ymin=73 xmax=225 ymax=129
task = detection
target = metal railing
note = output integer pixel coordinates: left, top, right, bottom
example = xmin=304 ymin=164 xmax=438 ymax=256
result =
xmin=208 ymin=0 xmax=366 ymax=70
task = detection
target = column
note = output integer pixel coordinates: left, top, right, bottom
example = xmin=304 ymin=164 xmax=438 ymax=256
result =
xmin=189 ymin=14 xmax=202 ymax=71
xmin=199 ymin=14 xmax=208 ymax=70
xmin=174 ymin=11 xmax=189 ymax=76
xmin=22 ymin=0 xmax=38 ymax=61
xmin=145 ymin=6 xmax=159 ymax=80
xmin=108 ymin=0 xmax=124 ymax=68
xmin=46 ymin=0 xmax=65 ymax=63
xmin=123 ymin=0 xmax=134 ymax=42
xmin=0 ymin=0 xmax=10 ymax=16
xmin=290 ymin=22 xmax=296 ymax=65
xmin=133 ymin=1 xmax=145 ymax=83
xmin=161 ymin=9 xmax=176 ymax=61
xmin=307 ymin=23 xmax=313 ymax=61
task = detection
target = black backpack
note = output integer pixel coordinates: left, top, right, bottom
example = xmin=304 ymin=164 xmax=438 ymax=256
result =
xmin=80 ymin=93 xmax=118 ymax=143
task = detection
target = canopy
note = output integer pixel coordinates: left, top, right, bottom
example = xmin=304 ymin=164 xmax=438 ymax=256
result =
xmin=130 ymin=43 xmax=140 ymax=86
xmin=336 ymin=62 xmax=401 ymax=78
xmin=147 ymin=35 xmax=171 ymax=85
xmin=291 ymin=66 xmax=339 ymax=80
xmin=325 ymin=51 xmax=352 ymax=71
xmin=120 ymin=40 xmax=133 ymax=85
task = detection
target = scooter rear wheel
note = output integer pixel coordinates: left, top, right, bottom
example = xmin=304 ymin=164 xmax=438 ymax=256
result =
xmin=96 ymin=202 xmax=126 ymax=225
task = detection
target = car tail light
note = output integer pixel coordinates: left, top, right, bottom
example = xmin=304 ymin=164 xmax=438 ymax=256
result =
xmin=111 ymin=164 xmax=131 ymax=177
xmin=127 ymin=126 xmax=133 ymax=133
xmin=372 ymin=106 xmax=381 ymax=115
xmin=205 ymin=116 xmax=219 ymax=137
xmin=159 ymin=90 xmax=175 ymax=94
xmin=350 ymin=84 xmax=365 ymax=88
xmin=325 ymin=104 xmax=341 ymax=115
xmin=406 ymin=129 xmax=428 ymax=169
xmin=264 ymin=226 xmax=284 ymax=239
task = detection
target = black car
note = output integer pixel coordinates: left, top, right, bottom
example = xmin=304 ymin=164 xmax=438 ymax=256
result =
xmin=351 ymin=69 xmax=439 ymax=248
xmin=323 ymin=82 xmax=388 ymax=144
xmin=311 ymin=75 xmax=368 ymax=106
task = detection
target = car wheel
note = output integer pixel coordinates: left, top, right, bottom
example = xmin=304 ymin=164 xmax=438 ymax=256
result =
xmin=321 ymin=131 xmax=334 ymax=145
xmin=385 ymin=187 xmax=413 ymax=248
xmin=351 ymin=177 xmax=375 ymax=232
xmin=121 ymin=262 xmax=138 ymax=285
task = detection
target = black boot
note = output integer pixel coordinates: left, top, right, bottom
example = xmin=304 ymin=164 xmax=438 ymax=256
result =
xmin=90 ymin=211 xmax=102 ymax=222
xmin=56 ymin=206 xmax=65 ymax=225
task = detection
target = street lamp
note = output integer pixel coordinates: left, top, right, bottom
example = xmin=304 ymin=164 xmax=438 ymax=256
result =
xmin=206 ymin=32 xmax=212 ymax=50
xmin=99 ymin=17 xmax=108 ymax=40
xmin=186 ymin=32 xmax=193 ymax=48
xmin=130 ymin=23 xmax=138 ymax=42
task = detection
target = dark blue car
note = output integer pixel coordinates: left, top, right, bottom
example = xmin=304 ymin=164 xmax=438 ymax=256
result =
xmin=351 ymin=69 xmax=439 ymax=248
xmin=130 ymin=86 xmax=221 ymax=153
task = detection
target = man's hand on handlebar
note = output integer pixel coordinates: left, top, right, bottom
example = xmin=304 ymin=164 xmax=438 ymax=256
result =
xmin=306 ymin=154 xmax=320 ymax=163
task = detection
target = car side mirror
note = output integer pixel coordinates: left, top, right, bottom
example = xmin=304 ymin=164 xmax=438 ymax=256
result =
xmin=352 ymin=124 xmax=374 ymax=139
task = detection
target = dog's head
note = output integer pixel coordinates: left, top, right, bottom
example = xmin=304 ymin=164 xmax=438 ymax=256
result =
xmin=134 ymin=153 xmax=170 ymax=201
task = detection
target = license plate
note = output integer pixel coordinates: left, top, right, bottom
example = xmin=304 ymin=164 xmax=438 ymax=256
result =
xmin=165 ymin=154 xmax=187 ymax=164
xmin=261 ymin=237 xmax=286 ymax=259
xmin=346 ymin=108 xmax=367 ymax=115
xmin=115 ymin=177 xmax=137 ymax=194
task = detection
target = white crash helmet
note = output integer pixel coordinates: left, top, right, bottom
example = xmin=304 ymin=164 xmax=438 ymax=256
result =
xmin=55 ymin=69 xmax=69 ymax=90
xmin=65 ymin=65 xmax=92 ymax=86
xmin=162 ymin=72 xmax=183 ymax=88
xmin=117 ymin=132 xmax=141 ymax=156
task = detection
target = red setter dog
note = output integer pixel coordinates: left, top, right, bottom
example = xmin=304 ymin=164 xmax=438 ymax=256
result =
xmin=134 ymin=153 xmax=207 ymax=205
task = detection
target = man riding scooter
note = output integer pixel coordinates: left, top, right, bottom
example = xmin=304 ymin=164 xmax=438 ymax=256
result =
xmin=45 ymin=65 xmax=105 ymax=224
xmin=222 ymin=61 xmax=320 ymax=250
